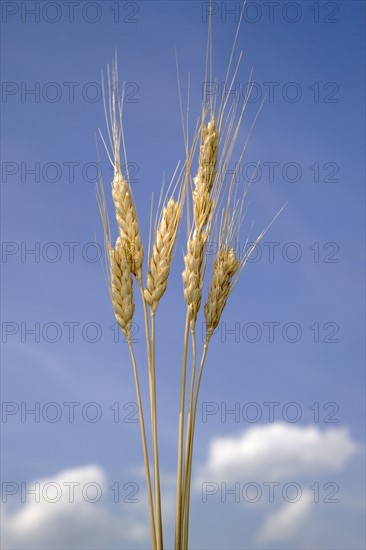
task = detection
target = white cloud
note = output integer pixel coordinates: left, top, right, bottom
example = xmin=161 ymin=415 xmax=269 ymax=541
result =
xmin=1 ymin=464 xmax=149 ymax=549
xmin=196 ymin=423 xmax=359 ymax=483
xmin=256 ymin=490 xmax=313 ymax=544
xmin=2 ymin=427 xmax=360 ymax=549
xmin=193 ymin=423 xmax=360 ymax=546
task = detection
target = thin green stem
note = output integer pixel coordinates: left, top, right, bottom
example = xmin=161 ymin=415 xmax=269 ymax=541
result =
xmin=140 ymin=286 xmax=163 ymax=549
xmin=183 ymin=342 xmax=209 ymax=549
xmin=139 ymin=285 xmax=155 ymax=447
xmin=127 ymin=340 xmax=157 ymax=550
xmin=175 ymin=312 xmax=190 ymax=550
xmin=182 ymin=327 xmax=197 ymax=549
xmin=151 ymin=312 xmax=163 ymax=549
xmin=139 ymin=285 xmax=152 ymax=360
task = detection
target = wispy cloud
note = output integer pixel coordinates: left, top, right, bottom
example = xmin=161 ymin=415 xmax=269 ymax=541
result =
xmin=256 ymin=490 xmax=313 ymax=544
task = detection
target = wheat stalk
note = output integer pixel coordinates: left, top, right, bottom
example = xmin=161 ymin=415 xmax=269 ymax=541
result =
xmin=142 ymin=155 xmax=195 ymax=549
xmin=101 ymin=234 xmax=157 ymax=548
xmin=181 ymin=199 xmax=285 ymax=549
xmin=98 ymin=58 xmax=160 ymax=549
xmin=179 ymin=5 xmax=263 ymax=543
xmin=143 ymin=196 xmax=181 ymax=550
xmin=175 ymin=111 xmax=220 ymax=549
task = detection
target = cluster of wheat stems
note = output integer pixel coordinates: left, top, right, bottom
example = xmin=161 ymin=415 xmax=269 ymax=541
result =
xmin=96 ymin=11 xmax=282 ymax=549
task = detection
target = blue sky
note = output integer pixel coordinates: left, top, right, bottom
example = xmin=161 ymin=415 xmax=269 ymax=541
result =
xmin=1 ymin=1 xmax=365 ymax=549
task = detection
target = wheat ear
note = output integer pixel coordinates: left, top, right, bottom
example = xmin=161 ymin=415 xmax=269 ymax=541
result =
xmin=109 ymin=238 xmax=135 ymax=340
xmin=193 ymin=117 xmax=219 ymax=229
xmin=100 ymin=58 xmax=144 ymax=284
xmin=204 ymin=247 xmax=240 ymax=341
xmin=112 ymin=171 xmax=144 ymax=283
xmin=182 ymin=116 xmax=219 ymax=329
xmin=144 ymin=197 xmax=181 ymax=313
xmin=182 ymin=230 xmax=206 ymax=325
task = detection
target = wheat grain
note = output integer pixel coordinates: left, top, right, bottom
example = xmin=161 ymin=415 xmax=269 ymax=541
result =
xmin=193 ymin=117 xmax=218 ymax=229
xmin=144 ymin=198 xmax=180 ymax=313
xmin=193 ymin=118 xmax=219 ymax=197
xmin=204 ymin=247 xmax=240 ymax=340
xmin=112 ymin=169 xmax=144 ymax=283
xmin=109 ymin=238 xmax=135 ymax=340
xmin=182 ymin=117 xmax=219 ymax=330
xmin=182 ymin=230 xmax=206 ymax=326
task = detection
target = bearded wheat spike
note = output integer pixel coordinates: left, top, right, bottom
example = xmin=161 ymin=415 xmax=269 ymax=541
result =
xmin=144 ymin=198 xmax=180 ymax=313
xmin=104 ymin=59 xmax=144 ymax=284
xmin=182 ymin=230 xmax=206 ymax=324
xmin=112 ymin=169 xmax=144 ymax=283
xmin=182 ymin=116 xmax=219 ymax=327
xmin=193 ymin=117 xmax=219 ymax=229
xmin=109 ymin=238 xmax=135 ymax=340
xmin=193 ymin=118 xmax=219 ymax=197
xmin=204 ymin=248 xmax=240 ymax=339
